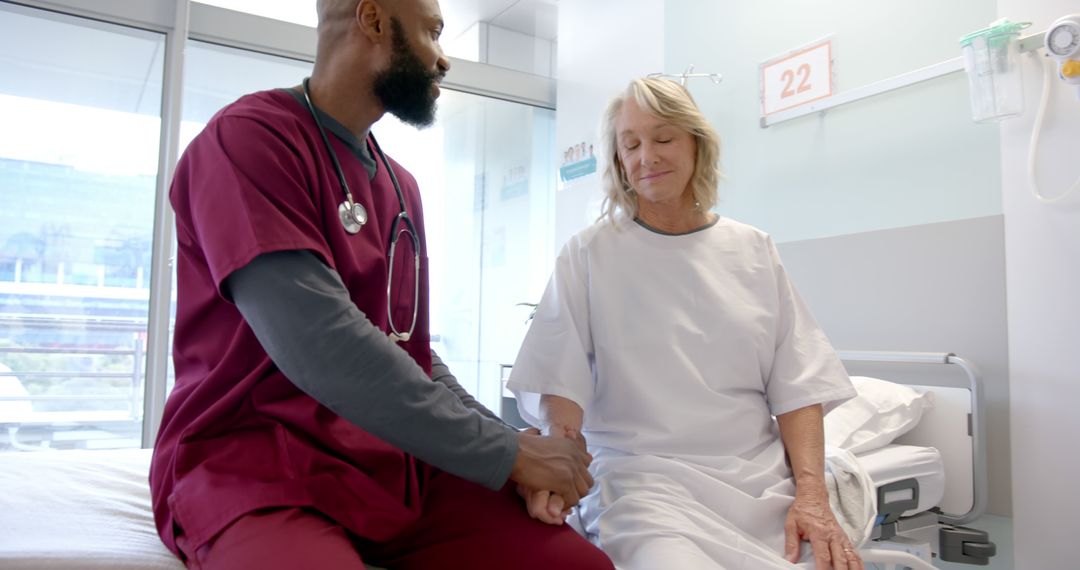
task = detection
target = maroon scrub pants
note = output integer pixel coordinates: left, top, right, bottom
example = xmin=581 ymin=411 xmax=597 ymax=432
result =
xmin=177 ymin=470 xmax=613 ymax=570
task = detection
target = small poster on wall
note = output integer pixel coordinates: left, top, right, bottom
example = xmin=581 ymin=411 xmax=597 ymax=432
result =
xmin=501 ymin=165 xmax=528 ymax=201
xmin=559 ymin=140 xmax=597 ymax=184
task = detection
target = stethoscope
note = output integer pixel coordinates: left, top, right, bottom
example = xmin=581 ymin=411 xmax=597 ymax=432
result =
xmin=301 ymin=77 xmax=420 ymax=343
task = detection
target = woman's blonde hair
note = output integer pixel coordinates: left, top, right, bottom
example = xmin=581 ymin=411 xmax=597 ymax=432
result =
xmin=598 ymin=77 xmax=722 ymax=224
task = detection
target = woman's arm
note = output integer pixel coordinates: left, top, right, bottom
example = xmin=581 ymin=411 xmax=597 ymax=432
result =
xmin=539 ymin=394 xmax=585 ymax=442
xmin=777 ymin=403 xmax=863 ymax=570
xmin=522 ymin=394 xmax=587 ymax=525
xmin=776 ymin=403 xmax=826 ymax=495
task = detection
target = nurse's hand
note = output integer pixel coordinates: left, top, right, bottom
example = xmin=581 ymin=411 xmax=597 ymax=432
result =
xmin=511 ymin=431 xmax=593 ymax=508
xmin=784 ymin=486 xmax=864 ymax=570
xmin=515 ymin=427 xmax=584 ymax=525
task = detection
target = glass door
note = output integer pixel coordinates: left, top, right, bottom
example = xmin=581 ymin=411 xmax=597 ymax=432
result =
xmin=375 ymin=90 xmax=555 ymax=414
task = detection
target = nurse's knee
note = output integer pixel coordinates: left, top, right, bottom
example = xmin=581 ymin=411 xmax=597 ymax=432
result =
xmin=521 ymin=533 xmax=613 ymax=570
xmin=187 ymin=508 xmax=367 ymax=570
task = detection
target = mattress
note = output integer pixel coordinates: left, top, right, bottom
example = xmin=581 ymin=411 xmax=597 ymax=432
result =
xmin=0 ymin=448 xmax=185 ymax=570
xmin=0 ymin=449 xmax=403 ymax=570
xmin=856 ymin=444 xmax=945 ymax=517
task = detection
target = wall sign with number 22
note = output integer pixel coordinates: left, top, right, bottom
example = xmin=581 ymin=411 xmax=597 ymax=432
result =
xmin=759 ymin=38 xmax=834 ymax=116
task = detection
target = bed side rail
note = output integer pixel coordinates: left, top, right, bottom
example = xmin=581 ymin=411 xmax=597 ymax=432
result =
xmin=836 ymin=351 xmax=987 ymax=525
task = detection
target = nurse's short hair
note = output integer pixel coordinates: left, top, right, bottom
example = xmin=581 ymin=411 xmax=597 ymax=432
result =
xmin=598 ymin=77 xmax=722 ymax=225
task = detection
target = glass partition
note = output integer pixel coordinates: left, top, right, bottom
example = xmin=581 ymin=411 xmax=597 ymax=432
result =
xmin=376 ymin=92 xmax=555 ymax=413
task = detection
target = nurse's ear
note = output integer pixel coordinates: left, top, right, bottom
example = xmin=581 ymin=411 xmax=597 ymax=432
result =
xmin=357 ymin=0 xmax=387 ymax=41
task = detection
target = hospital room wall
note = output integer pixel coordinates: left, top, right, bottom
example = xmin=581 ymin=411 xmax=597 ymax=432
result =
xmin=553 ymin=0 xmax=665 ymax=250
xmin=665 ymin=0 xmax=1003 ymax=243
xmin=997 ymin=0 xmax=1080 ymax=566
xmin=664 ymin=0 xmax=1014 ymax=519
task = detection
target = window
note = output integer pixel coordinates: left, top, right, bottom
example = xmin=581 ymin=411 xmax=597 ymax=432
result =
xmin=0 ymin=4 xmax=165 ymax=450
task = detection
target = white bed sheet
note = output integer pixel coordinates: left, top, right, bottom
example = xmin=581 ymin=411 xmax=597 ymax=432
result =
xmin=0 ymin=448 xmax=184 ymax=570
xmin=857 ymin=444 xmax=945 ymax=517
xmin=0 ymin=445 xmax=944 ymax=568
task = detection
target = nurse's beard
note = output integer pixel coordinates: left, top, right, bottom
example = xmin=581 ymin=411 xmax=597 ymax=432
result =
xmin=374 ymin=17 xmax=443 ymax=128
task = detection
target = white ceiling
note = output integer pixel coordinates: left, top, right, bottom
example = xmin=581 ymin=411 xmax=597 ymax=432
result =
xmin=442 ymin=0 xmax=558 ymax=42
xmin=194 ymin=0 xmax=558 ymax=43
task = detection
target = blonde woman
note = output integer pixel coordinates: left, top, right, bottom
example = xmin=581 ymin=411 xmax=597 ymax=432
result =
xmin=508 ymin=77 xmax=863 ymax=570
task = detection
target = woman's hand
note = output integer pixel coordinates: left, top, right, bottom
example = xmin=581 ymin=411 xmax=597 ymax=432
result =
xmin=784 ymin=486 xmax=864 ymax=570
xmin=543 ymin=423 xmax=588 ymax=450
xmin=776 ymin=404 xmax=861 ymax=569
xmin=518 ymin=486 xmax=572 ymax=525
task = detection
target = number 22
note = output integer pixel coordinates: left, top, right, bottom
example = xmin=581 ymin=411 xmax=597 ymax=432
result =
xmin=780 ymin=64 xmax=812 ymax=98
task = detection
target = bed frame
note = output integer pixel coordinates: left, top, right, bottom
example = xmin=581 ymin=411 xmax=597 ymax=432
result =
xmin=839 ymin=351 xmax=997 ymax=568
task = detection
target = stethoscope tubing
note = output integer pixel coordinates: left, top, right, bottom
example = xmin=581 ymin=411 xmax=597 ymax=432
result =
xmin=300 ymin=77 xmax=420 ymax=342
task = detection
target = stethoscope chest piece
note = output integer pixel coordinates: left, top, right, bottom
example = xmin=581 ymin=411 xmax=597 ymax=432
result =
xmin=339 ymin=200 xmax=368 ymax=234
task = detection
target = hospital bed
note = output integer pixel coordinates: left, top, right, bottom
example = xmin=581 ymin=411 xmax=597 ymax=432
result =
xmin=0 ymin=351 xmax=994 ymax=569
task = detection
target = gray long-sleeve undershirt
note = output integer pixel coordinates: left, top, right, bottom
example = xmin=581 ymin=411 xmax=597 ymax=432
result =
xmin=224 ymin=249 xmax=517 ymax=490
xmin=429 ymin=349 xmax=507 ymax=425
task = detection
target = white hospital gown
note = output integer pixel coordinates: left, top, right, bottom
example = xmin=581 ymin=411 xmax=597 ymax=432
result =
xmin=508 ymin=216 xmax=856 ymax=570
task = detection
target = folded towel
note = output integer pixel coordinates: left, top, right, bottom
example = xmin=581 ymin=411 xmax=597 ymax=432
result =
xmin=825 ymin=445 xmax=877 ymax=547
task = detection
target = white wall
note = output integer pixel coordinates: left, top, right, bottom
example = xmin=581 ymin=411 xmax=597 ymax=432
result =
xmin=665 ymin=0 xmax=1002 ymax=244
xmin=998 ymin=0 xmax=1080 ymax=567
xmin=553 ymin=0 xmax=664 ymax=248
xmin=486 ymin=24 xmax=555 ymax=78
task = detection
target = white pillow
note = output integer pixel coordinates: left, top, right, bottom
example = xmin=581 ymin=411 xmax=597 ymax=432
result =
xmin=824 ymin=376 xmax=934 ymax=454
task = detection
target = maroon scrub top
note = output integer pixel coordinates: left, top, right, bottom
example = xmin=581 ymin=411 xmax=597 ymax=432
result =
xmin=150 ymin=89 xmax=433 ymax=555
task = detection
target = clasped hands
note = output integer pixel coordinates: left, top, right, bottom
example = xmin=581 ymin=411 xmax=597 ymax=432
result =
xmin=512 ymin=426 xmax=591 ymax=526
